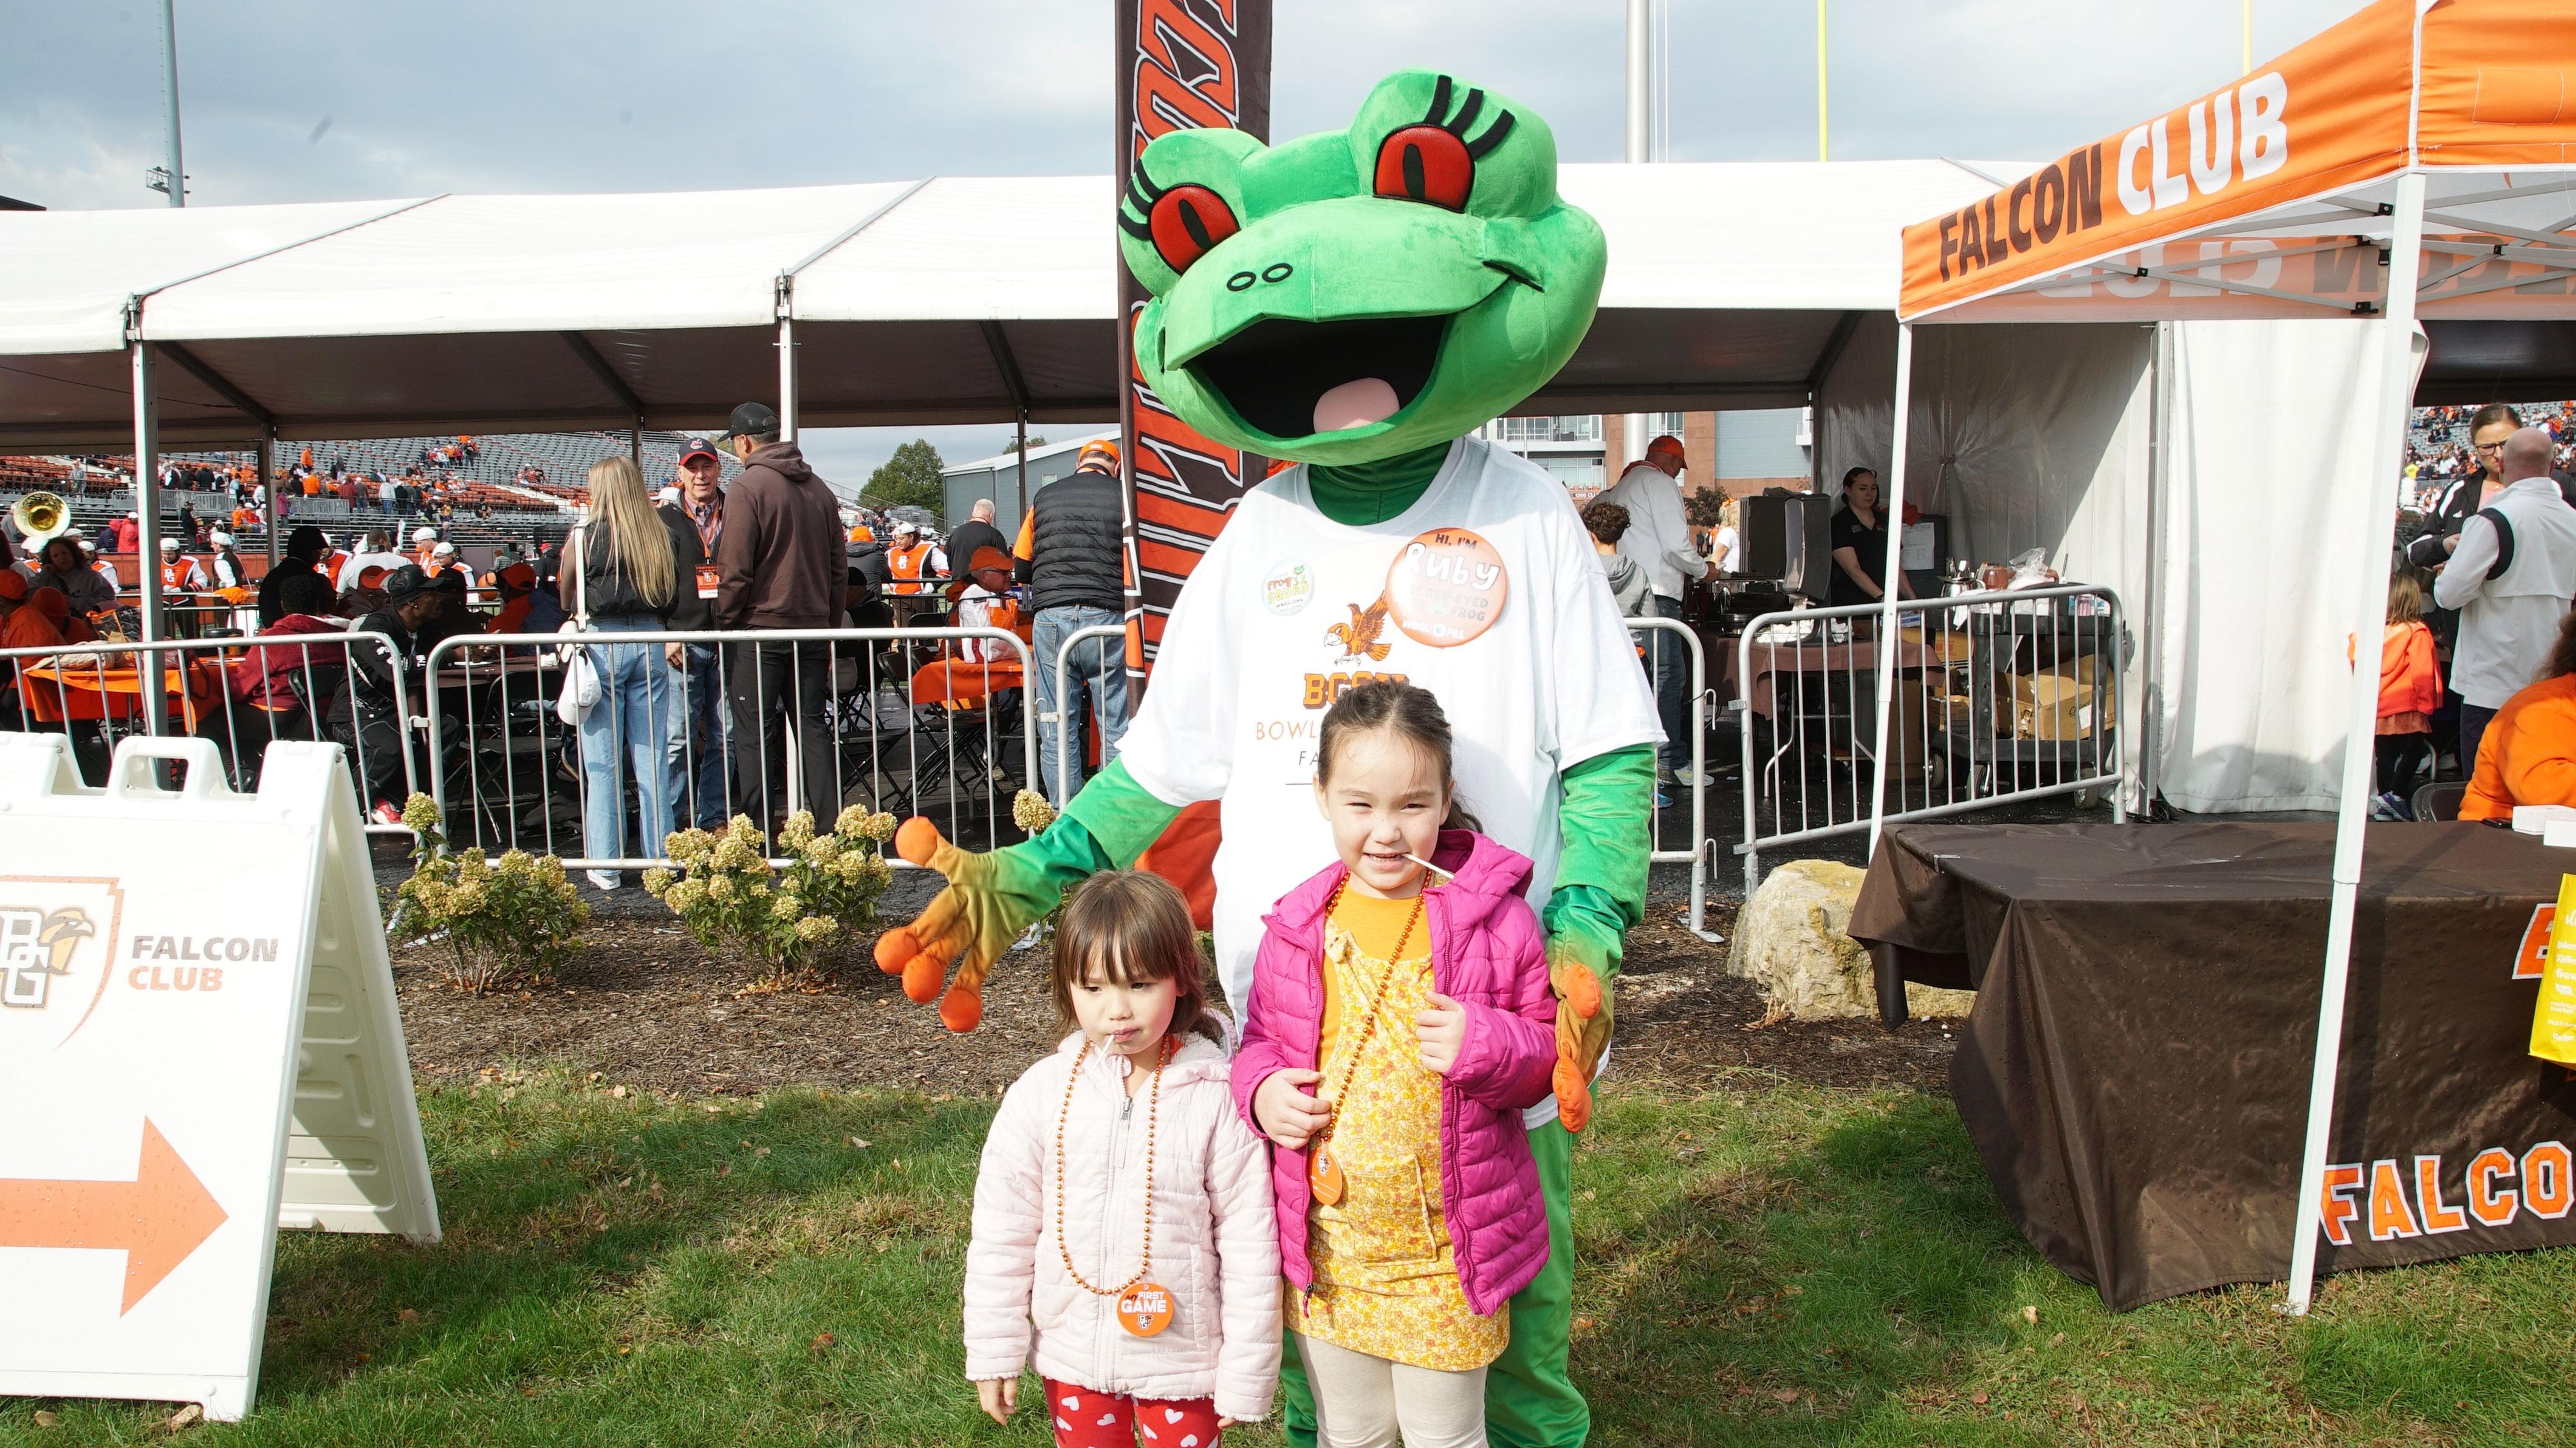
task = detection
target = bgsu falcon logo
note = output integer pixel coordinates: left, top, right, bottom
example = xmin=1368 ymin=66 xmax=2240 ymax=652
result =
xmin=1 ymin=907 xmax=95 ymax=1009
xmin=1325 ymin=597 xmax=1394 ymax=663
xmin=0 ymin=878 xmax=125 ymax=1050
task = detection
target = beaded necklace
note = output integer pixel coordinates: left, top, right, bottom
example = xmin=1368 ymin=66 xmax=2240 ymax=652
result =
xmin=1054 ymin=1034 xmax=1179 ymax=1337
xmin=1308 ymin=875 xmax=1425 ymax=1207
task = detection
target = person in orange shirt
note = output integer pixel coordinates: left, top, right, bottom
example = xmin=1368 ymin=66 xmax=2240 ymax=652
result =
xmin=2461 ymin=608 xmax=2576 ymax=821
xmin=0 ymin=572 xmax=66 ymax=728
xmin=0 ymin=570 xmax=63 ymax=649
xmin=2374 ymin=575 xmax=2441 ymax=817
xmin=482 ymin=562 xmax=538 ymax=635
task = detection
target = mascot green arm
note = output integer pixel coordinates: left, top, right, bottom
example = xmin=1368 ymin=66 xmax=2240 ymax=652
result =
xmin=1540 ymin=744 xmax=1655 ymax=1130
xmin=872 ymin=760 xmax=1179 ymax=1032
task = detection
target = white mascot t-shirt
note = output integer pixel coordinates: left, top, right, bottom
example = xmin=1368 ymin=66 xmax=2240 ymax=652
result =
xmin=1120 ymin=437 xmax=1663 ymax=1116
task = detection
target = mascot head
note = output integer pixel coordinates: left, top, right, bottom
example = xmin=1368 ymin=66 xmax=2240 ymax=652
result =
xmin=1119 ymin=70 xmax=1607 ymax=466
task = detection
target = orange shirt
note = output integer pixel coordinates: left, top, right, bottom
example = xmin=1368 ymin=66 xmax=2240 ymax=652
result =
xmin=1 ymin=600 xmax=64 ymax=651
xmin=2461 ymin=674 xmax=2576 ymax=821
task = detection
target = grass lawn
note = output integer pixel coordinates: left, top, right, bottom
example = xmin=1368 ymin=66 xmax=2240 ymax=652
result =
xmin=3 ymin=1068 xmax=2569 ymax=1447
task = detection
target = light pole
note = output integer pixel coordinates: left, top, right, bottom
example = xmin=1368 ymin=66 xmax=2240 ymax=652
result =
xmin=147 ymin=0 xmax=186 ymax=205
xmin=1622 ymin=0 xmax=1662 ymax=467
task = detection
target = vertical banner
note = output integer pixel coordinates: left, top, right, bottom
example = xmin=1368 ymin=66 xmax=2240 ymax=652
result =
xmin=1115 ymin=0 xmax=1272 ymax=698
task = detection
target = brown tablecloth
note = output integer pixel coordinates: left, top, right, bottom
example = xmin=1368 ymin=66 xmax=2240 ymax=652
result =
xmin=1849 ymin=821 xmax=2576 ymax=1310
xmin=1725 ymin=637 xmax=1934 ymax=720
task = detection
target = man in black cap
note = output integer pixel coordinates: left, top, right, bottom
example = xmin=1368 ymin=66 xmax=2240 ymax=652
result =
xmin=348 ymin=565 xmax=443 ymax=819
xmin=713 ymin=401 xmax=844 ymax=830
xmin=256 ymin=525 xmax=332 ymax=627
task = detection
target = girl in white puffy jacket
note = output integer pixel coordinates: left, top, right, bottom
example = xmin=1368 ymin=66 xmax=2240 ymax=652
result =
xmin=965 ymin=870 xmax=1280 ymax=1445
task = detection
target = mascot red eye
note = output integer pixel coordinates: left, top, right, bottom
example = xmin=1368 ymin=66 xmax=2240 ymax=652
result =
xmin=1148 ymin=184 xmax=1240 ymax=274
xmin=1375 ymin=125 xmax=1475 ymax=211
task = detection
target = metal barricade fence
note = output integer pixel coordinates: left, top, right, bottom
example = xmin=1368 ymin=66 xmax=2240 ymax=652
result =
xmin=1733 ymin=584 xmax=2126 ymax=893
xmin=1049 ymin=623 xmax=1129 ymax=810
xmin=1050 ymin=618 xmax=1714 ymax=937
xmin=0 ymin=631 xmax=417 ymax=832
xmin=425 ymin=626 xmax=1040 ymax=871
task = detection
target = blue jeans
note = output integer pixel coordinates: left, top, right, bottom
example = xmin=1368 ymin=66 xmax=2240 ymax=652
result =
xmin=1646 ymin=594 xmax=1690 ymax=774
xmin=577 ymin=617 xmax=676 ymax=874
xmin=1034 ymin=604 xmax=1130 ymax=803
xmin=666 ymin=641 xmax=732 ymax=830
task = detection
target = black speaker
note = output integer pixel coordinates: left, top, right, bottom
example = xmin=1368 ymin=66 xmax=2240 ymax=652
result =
xmin=1739 ymin=493 xmax=1834 ymax=600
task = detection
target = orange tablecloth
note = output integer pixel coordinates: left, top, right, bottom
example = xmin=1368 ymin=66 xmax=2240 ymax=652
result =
xmin=19 ymin=656 xmax=225 ymax=730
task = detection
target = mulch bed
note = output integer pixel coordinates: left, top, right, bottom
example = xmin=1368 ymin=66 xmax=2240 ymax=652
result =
xmin=391 ymin=887 xmax=1959 ymax=1100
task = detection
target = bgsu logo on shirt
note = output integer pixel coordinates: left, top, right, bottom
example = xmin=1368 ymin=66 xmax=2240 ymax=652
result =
xmin=0 ymin=876 xmax=125 ymax=1050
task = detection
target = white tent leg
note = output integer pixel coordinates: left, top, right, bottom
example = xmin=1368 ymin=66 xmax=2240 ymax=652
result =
xmin=1866 ymin=322 xmax=1915 ymax=856
xmin=2284 ymin=169 xmax=2426 ymax=1316
xmin=776 ymin=316 xmax=797 ymax=443
xmin=131 ymin=336 xmax=169 ymax=738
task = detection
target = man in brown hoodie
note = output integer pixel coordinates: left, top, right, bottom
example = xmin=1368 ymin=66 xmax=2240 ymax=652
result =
xmin=714 ymin=401 xmax=845 ymax=832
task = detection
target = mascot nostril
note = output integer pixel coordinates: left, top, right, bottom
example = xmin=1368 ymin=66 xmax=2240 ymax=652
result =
xmin=897 ymin=68 xmax=1659 ymax=1439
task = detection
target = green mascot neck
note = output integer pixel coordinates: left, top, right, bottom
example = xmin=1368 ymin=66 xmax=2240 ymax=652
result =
xmin=1306 ymin=441 xmax=1453 ymax=527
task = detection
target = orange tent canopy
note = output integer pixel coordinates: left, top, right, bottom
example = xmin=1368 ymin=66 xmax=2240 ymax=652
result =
xmin=1901 ymin=0 xmax=2576 ymax=324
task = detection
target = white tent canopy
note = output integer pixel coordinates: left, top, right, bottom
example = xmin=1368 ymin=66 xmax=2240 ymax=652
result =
xmin=0 ymin=160 xmax=2026 ymax=450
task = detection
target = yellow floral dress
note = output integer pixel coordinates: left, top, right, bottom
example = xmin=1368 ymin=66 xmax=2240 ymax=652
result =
xmin=1284 ymin=889 xmax=1510 ymax=1371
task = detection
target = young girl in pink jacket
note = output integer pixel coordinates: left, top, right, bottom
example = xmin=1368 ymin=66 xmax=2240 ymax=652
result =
xmin=1237 ymin=681 xmax=1561 ymax=1448
xmin=964 ymin=870 xmax=1279 ymax=1444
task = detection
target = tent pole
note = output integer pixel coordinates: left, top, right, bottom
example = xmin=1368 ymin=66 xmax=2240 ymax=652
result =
xmin=1866 ymin=321 xmax=1915 ymax=858
xmin=130 ymin=334 xmax=169 ymax=737
xmin=776 ymin=313 xmax=798 ymax=443
xmin=1016 ymin=410 xmax=1029 ymax=533
xmin=2137 ymin=321 xmax=2175 ymax=811
xmin=630 ymin=417 xmax=643 ymax=474
xmin=259 ymin=431 xmax=278 ymax=570
xmin=2285 ymin=169 xmax=2425 ymax=1316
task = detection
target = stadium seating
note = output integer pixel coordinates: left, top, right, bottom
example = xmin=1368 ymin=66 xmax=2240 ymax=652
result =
xmin=2 ymin=429 xmax=742 ymax=556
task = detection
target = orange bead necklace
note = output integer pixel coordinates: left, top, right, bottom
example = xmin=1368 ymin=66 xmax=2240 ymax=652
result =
xmin=1308 ymin=875 xmax=1425 ymax=1206
xmin=1054 ymin=1034 xmax=1179 ymax=1336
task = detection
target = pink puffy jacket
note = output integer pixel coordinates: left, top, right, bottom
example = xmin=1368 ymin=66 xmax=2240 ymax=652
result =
xmin=964 ymin=1032 xmax=1280 ymax=1422
xmin=1231 ymin=829 xmax=1559 ymax=1317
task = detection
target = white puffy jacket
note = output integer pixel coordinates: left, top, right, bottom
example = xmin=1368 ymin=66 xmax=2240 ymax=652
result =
xmin=964 ymin=1032 xmax=1280 ymax=1422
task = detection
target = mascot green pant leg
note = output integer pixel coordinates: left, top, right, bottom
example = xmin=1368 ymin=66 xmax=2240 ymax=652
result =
xmin=1280 ymin=1120 xmax=1586 ymax=1448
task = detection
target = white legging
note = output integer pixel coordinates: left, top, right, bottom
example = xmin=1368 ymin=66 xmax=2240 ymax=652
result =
xmin=1297 ymin=1333 xmax=1488 ymax=1448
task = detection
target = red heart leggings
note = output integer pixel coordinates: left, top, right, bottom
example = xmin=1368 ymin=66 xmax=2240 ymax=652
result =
xmin=1041 ymin=1378 xmax=1223 ymax=1448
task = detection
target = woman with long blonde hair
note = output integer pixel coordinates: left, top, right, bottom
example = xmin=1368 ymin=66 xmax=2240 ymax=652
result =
xmin=561 ymin=455 xmax=691 ymax=889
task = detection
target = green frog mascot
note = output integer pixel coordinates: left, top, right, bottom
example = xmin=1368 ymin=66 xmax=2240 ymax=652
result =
xmin=881 ymin=70 xmax=1659 ymax=1446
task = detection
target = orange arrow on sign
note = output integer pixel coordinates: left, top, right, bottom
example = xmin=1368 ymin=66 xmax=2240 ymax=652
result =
xmin=0 ymin=1119 xmax=228 ymax=1313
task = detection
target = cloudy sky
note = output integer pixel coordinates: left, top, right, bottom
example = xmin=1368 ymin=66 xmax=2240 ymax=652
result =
xmin=4 ymin=0 xmax=2370 ymax=482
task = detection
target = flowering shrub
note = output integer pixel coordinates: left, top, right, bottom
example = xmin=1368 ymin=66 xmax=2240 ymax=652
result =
xmin=645 ymin=807 xmax=899 ymax=985
xmin=394 ymin=793 xmax=591 ymax=993
xmin=1012 ymin=788 xmax=1057 ymax=835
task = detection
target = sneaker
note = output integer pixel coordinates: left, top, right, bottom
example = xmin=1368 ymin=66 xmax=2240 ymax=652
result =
xmin=586 ymin=869 xmax=623 ymax=892
xmin=1673 ymin=763 xmax=1708 ymax=788
xmin=1653 ymin=790 xmax=1674 ymax=810
xmin=371 ymin=800 xmax=405 ymax=826
xmin=2379 ymin=791 xmax=2414 ymax=822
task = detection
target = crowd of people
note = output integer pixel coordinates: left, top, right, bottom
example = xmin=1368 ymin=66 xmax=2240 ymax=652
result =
xmin=4 ymin=409 xmax=1140 ymax=892
xmin=2382 ymin=402 xmax=2576 ymax=821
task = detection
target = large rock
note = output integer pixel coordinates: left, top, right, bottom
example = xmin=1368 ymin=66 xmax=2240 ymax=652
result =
xmin=1726 ymin=859 xmax=1974 ymax=1020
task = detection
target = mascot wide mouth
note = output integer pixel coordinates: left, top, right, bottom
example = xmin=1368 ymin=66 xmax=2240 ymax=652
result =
xmin=1184 ymin=313 xmax=1450 ymax=442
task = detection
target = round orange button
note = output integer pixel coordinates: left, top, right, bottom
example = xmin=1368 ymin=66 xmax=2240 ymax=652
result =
xmin=1383 ymin=527 xmax=1509 ymax=648
xmin=1117 ymin=1281 xmax=1176 ymax=1337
